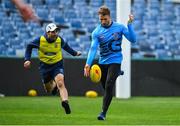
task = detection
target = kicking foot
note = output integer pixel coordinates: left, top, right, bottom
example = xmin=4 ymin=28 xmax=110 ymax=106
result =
xmin=97 ymin=112 xmax=106 ymax=120
xmin=61 ymin=101 xmax=71 ymax=114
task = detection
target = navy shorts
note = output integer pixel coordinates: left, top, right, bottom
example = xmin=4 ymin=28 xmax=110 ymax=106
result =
xmin=39 ymin=61 xmax=64 ymax=84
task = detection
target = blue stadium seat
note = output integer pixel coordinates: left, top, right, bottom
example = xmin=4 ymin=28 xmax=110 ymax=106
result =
xmin=60 ymin=0 xmax=72 ymax=7
xmin=18 ymin=32 xmax=31 ymax=40
xmin=33 ymin=28 xmax=44 ymax=37
xmin=0 ymin=44 xmax=6 ymax=55
xmin=29 ymin=0 xmax=43 ymax=5
xmin=3 ymin=0 xmax=16 ymax=10
xmin=78 ymin=35 xmax=91 ymax=42
xmin=90 ymin=0 xmax=103 ymax=7
xmin=7 ymin=47 xmax=16 ymax=56
xmin=71 ymin=19 xmax=82 ymax=29
xmin=36 ymin=8 xmax=49 ymax=20
xmin=74 ymin=0 xmax=87 ymax=7
xmin=156 ymin=49 xmax=172 ymax=59
xmin=64 ymin=9 xmax=78 ymax=20
xmin=45 ymin=0 xmax=60 ymax=8
xmin=49 ymin=9 xmax=63 ymax=18
xmin=1 ymin=0 xmax=180 ymax=59
xmin=54 ymin=16 xmax=66 ymax=24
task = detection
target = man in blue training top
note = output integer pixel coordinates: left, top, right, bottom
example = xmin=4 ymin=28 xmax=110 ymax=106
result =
xmin=84 ymin=5 xmax=136 ymax=120
xmin=24 ymin=23 xmax=81 ymax=114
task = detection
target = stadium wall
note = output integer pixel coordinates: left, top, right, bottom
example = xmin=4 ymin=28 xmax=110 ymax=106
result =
xmin=0 ymin=58 xmax=180 ymax=96
xmin=131 ymin=60 xmax=180 ymax=96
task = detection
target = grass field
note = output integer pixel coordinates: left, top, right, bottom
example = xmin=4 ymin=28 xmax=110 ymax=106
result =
xmin=1 ymin=96 xmax=180 ymax=125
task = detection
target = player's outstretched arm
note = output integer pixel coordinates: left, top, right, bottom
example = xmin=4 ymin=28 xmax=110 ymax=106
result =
xmin=12 ymin=0 xmax=39 ymax=22
xmin=122 ymin=14 xmax=136 ymax=43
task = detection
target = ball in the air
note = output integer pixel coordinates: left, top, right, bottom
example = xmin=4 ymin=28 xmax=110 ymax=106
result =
xmin=90 ymin=64 xmax=101 ymax=83
xmin=28 ymin=89 xmax=37 ymax=96
xmin=85 ymin=90 xmax=98 ymax=98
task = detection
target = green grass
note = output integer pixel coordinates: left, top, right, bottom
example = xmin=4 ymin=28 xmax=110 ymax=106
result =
xmin=1 ymin=96 xmax=180 ymax=125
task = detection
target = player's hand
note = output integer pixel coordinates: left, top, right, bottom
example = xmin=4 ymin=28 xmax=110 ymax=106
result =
xmin=84 ymin=64 xmax=90 ymax=77
xmin=128 ymin=14 xmax=134 ymax=23
xmin=76 ymin=51 xmax=81 ymax=56
xmin=24 ymin=60 xmax=31 ymax=69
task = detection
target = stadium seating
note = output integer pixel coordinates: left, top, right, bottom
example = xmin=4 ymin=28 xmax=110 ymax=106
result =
xmin=132 ymin=0 xmax=180 ymax=59
xmin=0 ymin=0 xmax=180 ymax=60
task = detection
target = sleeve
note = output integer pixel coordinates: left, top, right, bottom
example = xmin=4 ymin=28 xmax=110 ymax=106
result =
xmin=61 ymin=37 xmax=77 ymax=56
xmin=24 ymin=37 xmax=40 ymax=61
xmin=86 ymin=32 xmax=99 ymax=66
xmin=122 ymin=23 xmax=136 ymax=43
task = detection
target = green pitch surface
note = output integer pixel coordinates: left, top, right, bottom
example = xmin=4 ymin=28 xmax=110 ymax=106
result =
xmin=1 ymin=96 xmax=180 ymax=125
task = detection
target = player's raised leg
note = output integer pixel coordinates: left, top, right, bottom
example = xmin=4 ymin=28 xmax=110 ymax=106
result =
xmin=54 ymin=73 xmax=71 ymax=114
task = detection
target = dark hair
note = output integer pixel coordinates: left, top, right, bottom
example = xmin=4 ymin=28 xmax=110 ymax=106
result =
xmin=98 ymin=5 xmax=110 ymax=16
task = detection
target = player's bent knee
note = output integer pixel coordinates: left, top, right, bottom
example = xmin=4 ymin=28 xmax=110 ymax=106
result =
xmin=56 ymin=80 xmax=64 ymax=88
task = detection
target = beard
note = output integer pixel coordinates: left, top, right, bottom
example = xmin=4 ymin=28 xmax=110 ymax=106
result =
xmin=101 ymin=21 xmax=111 ymax=28
xmin=51 ymin=35 xmax=57 ymax=40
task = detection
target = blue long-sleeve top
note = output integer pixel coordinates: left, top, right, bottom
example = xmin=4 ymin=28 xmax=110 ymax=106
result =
xmin=24 ymin=34 xmax=77 ymax=61
xmin=86 ymin=22 xmax=136 ymax=66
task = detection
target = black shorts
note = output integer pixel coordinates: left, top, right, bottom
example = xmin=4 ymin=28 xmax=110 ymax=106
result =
xmin=39 ymin=61 xmax=64 ymax=84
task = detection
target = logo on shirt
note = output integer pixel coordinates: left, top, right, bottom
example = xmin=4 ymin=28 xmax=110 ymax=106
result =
xmin=98 ymin=34 xmax=105 ymax=42
xmin=112 ymin=33 xmax=119 ymax=41
xmin=54 ymin=42 xmax=58 ymax=48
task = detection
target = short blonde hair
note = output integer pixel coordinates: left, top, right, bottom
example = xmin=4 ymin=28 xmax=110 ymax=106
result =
xmin=98 ymin=5 xmax=110 ymax=16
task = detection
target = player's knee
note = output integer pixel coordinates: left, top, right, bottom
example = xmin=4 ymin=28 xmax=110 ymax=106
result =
xmin=56 ymin=80 xmax=64 ymax=88
xmin=106 ymin=79 xmax=115 ymax=85
xmin=106 ymin=79 xmax=115 ymax=90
